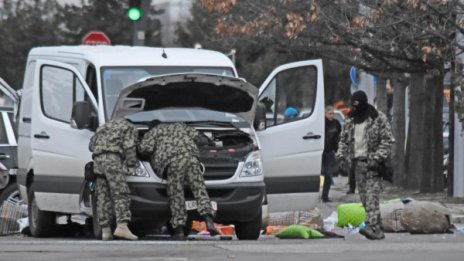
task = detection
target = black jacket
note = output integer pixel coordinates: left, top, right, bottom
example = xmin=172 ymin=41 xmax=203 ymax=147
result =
xmin=324 ymin=118 xmax=342 ymax=154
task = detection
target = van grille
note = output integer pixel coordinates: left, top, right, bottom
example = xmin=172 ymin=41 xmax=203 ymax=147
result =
xmin=202 ymin=161 xmax=237 ymax=180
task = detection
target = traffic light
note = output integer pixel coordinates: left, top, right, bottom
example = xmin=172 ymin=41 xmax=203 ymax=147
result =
xmin=128 ymin=0 xmax=142 ymax=21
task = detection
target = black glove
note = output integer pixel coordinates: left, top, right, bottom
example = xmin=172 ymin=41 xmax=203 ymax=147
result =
xmin=367 ymin=159 xmax=380 ymax=172
xmin=338 ymin=160 xmax=350 ymax=174
xmin=125 ymin=150 xmax=138 ymax=168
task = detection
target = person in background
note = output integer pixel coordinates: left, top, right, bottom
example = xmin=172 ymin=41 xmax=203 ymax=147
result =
xmin=89 ymin=117 xmax=139 ymax=241
xmin=138 ymin=120 xmax=218 ymax=240
xmin=336 ymin=90 xmax=394 ymax=240
xmin=321 ymin=106 xmax=342 ymax=203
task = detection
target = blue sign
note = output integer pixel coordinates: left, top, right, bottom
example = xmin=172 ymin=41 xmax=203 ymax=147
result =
xmin=350 ymin=66 xmax=358 ymax=87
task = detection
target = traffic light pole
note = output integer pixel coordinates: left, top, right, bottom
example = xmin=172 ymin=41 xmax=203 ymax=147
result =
xmin=132 ymin=22 xmax=142 ymax=46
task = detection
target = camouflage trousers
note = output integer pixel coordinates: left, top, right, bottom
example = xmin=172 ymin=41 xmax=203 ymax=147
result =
xmin=166 ymin=155 xmax=215 ymax=229
xmin=94 ymin=153 xmax=132 ymax=226
xmin=354 ymin=160 xmax=383 ymax=231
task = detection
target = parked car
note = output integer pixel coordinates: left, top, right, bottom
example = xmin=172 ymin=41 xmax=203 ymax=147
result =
xmin=0 ymin=78 xmax=20 ymax=204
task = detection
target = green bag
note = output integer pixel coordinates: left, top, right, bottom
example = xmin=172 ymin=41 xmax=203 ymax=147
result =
xmin=275 ymin=225 xmax=324 ymax=239
xmin=337 ymin=203 xmax=366 ymax=227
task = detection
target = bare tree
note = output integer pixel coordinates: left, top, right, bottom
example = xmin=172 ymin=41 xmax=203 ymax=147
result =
xmin=200 ymin=0 xmax=464 ymax=192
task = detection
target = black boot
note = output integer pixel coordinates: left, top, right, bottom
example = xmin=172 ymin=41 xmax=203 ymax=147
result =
xmin=171 ymin=226 xmax=186 ymax=240
xmin=322 ymin=175 xmax=331 ymax=202
xmin=203 ymin=215 xmax=219 ymax=236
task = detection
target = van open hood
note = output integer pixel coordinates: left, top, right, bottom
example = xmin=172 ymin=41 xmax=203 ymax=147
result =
xmin=111 ymin=73 xmax=258 ymax=124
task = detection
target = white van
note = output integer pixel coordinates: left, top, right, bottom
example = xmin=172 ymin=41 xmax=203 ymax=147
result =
xmin=16 ymin=45 xmax=324 ymax=239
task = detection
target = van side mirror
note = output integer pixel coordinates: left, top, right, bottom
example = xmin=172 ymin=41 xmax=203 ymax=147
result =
xmin=254 ymin=102 xmax=266 ymax=131
xmin=71 ymin=101 xmax=97 ymax=131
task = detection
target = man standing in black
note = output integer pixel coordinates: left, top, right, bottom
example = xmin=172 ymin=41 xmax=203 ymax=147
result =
xmin=321 ymin=106 xmax=342 ymax=202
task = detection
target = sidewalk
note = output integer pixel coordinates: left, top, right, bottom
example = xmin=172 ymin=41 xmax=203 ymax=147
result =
xmin=315 ymin=175 xmax=464 ymax=225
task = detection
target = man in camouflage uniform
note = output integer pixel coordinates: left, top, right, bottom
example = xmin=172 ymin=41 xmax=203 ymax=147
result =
xmin=336 ymin=91 xmax=394 ymax=240
xmin=138 ymin=120 xmax=218 ymax=239
xmin=89 ymin=117 xmax=139 ymax=241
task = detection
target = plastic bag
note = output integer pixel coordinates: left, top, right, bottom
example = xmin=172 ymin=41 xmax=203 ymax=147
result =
xmin=323 ymin=211 xmax=338 ymax=231
xmin=337 ymin=203 xmax=365 ymax=227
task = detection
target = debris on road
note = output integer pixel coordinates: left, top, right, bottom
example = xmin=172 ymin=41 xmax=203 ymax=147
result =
xmin=400 ymin=199 xmax=452 ymax=234
xmin=381 ymin=200 xmax=406 ymax=232
xmin=0 ymin=199 xmax=27 ymax=236
xmin=336 ymin=203 xmax=365 ymax=227
xmin=268 ymin=208 xmax=324 ymax=228
xmin=275 ymin=224 xmax=324 ymax=239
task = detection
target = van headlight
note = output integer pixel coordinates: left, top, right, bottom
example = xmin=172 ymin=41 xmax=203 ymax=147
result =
xmin=131 ymin=162 xmax=150 ymax=178
xmin=240 ymin=151 xmax=263 ymax=177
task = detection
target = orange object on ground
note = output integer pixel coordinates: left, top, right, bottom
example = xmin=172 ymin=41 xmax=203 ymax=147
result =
xmin=192 ymin=221 xmax=206 ymax=232
xmin=265 ymin=225 xmax=287 ymax=235
xmin=215 ymin=225 xmax=234 ymax=235
xmin=191 ymin=221 xmax=235 ymax=235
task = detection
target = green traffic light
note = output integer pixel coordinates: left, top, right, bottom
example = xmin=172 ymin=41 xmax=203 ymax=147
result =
xmin=127 ymin=7 xmax=142 ymax=21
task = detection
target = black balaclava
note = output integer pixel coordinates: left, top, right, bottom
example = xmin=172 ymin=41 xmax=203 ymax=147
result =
xmin=349 ymin=90 xmax=370 ymax=124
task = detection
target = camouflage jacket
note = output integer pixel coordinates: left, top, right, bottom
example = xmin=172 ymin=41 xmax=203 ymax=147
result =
xmin=138 ymin=123 xmax=201 ymax=176
xmin=89 ymin=118 xmax=138 ymax=166
xmin=336 ymin=108 xmax=394 ymax=167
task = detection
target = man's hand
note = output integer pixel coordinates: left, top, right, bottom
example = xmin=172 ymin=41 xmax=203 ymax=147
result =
xmin=126 ymin=167 xmax=136 ymax=175
xmin=367 ymin=159 xmax=379 ymax=172
xmin=125 ymin=150 xmax=138 ymax=167
xmin=125 ymin=157 xmax=139 ymax=176
xmin=338 ymin=160 xmax=350 ymax=174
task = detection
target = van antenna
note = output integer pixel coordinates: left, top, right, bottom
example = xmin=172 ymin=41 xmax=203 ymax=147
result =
xmin=162 ymin=48 xmax=167 ymax=59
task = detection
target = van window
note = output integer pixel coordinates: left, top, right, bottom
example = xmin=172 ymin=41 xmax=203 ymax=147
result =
xmin=41 ymin=66 xmax=74 ymax=122
xmin=41 ymin=65 xmax=93 ymax=123
xmin=259 ymin=66 xmax=317 ymax=127
xmin=101 ymin=66 xmax=235 ymax=118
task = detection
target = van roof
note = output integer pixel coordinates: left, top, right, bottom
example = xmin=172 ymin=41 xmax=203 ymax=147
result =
xmin=28 ymin=45 xmax=235 ymax=68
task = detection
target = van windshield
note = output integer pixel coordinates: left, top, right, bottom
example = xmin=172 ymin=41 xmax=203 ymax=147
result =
xmin=101 ymin=66 xmax=235 ymax=118
xmin=125 ymin=108 xmax=249 ymax=128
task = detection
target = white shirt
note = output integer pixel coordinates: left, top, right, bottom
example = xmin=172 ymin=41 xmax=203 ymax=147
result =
xmin=354 ymin=121 xmax=368 ymax=158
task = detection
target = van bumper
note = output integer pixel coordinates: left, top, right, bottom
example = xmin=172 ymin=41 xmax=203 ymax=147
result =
xmin=128 ymin=181 xmax=265 ymax=223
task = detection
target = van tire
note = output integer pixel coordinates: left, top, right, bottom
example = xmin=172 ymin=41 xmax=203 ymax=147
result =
xmin=235 ymin=208 xmax=261 ymax=240
xmin=28 ymin=185 xmax=56 ymax=237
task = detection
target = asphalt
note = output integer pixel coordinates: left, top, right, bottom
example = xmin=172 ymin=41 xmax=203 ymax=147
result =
xmin=314 ymin=175 xmax=464 ymax=226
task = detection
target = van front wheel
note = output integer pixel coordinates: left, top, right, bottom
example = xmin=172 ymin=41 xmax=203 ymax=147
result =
xmin=234 ymin=208 xmax=262 ymax=240
xmin=28 ymin=185 xmax=56 ymax=237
